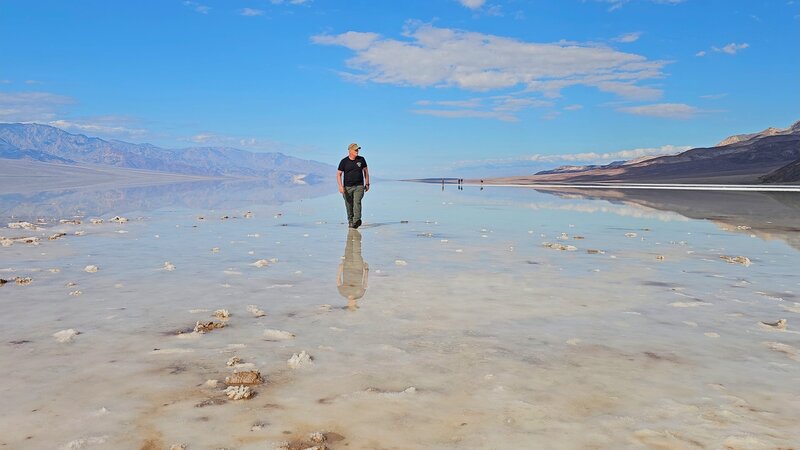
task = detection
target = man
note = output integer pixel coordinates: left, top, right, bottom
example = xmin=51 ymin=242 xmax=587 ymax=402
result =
xmin=337 ymin=142 xmax=369 ymax=228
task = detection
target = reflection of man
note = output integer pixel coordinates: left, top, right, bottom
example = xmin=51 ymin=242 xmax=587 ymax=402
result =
xmin=337 ymin=143 xmax=369 ymax=229
xmin=337 ymin=229 xmax=369 ymax=311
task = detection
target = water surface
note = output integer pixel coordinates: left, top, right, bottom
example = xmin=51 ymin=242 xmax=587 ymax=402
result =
xmin=1 ymin=181 xmax=799 ymax=449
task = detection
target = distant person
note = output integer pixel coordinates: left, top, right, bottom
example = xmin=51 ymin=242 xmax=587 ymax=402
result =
xmin=337 ymin=143 xmax=370 ymax=229
xmin=337 ymin=229 xmax=369 ymax=311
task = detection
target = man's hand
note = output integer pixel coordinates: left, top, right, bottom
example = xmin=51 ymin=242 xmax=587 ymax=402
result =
xmin=364 ymin=184 xmax=370 ymax=192
xmin=338 ymin=185 xmax=344 ymax=194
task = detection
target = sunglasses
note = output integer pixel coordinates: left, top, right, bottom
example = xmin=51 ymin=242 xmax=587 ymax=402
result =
xmin=353 ymin=148 xmax=361 ymax=151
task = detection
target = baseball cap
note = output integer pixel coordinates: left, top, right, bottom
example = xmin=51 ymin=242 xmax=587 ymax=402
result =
xmin=348 ymin=143 xmax=361 ymax=152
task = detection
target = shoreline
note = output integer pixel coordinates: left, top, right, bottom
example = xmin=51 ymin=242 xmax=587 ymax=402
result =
xmin=405 ymin=179 xmax=800 ymax=192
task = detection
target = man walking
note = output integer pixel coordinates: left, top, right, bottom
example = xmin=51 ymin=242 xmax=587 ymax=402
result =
xmin=337 ymin=143 xmax=369 ymax=228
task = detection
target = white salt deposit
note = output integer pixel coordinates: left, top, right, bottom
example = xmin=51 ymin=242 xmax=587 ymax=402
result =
xmin=60 ymin=435 xmax=108 ymax=449
xmin=763 ymin=341 xmax=800 ymax=361
xmin=226 ymin=356 xmax=241 ymax=366
xmin=264 ymin=329 xmax=295 ymax=341
xmin=287 ymin=350 xmax=312 ymax=368
xmin=247 ymin=304 xmax=266 ymax=317
xmin=720 ymin=255 xmax=752 ymax=266
xmin=224 ymin=385 xmax=253 ymax=400
xmin=213 ymin=309 xmax=230 ymax=319
xmin=84 ymin=265 xmax=98 ymax=273
xmin=53 ymin=329 xmax=79 ymax=343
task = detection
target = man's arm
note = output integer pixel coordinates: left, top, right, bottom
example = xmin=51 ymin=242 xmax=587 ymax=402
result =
xmin=337 ymin=170 xmax=344 ymax=193
xmin=363 ymin=167 xmax=370 ymax=192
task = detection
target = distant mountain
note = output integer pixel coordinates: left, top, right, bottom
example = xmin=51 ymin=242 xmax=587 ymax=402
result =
xmin=715 ymin=123 xmax=797 ymax=146
xmin=0 ymin=137 xmax=76 ymax=163
xmin=0 ymin=123 xmax=334 ymax=182
xmin=487 ymin=120 xmax=800 ymax=185
xmin=535 ymin=160 xmax=626 ymax=175
xmin=759 ymin=158 xmax=800 ymax=183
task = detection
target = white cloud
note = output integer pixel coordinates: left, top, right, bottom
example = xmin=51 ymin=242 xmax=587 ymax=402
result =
xmin=0 ymin=80 xmax=10 ymax=84
xmin=613 ymin=32 xmax=642 ymax=43
xmin=412 ymin=109 xmax=516 ymax=121
xmin=416 ymin=99 xmax=481 ymax=108
xmin=412 ymin=95 xmax=553 ymax=121
xmin=700 ymin=93 xmax=727 ymax=100
xmin=617 ymin=103 xmax=699 ymax=119
xmin=183 ymin=1 xmax=210 ymax=14
xmin=699 ymin=42 xmax=749 ymax=56
xmin=239 ymin=8 xmax=265 ymax=16
xmin=452 ymin=144 xmax=691 ymax=168
xmin=313 ymin=23 xmax=668 ymax=100
xmin=598 ymin=0 xmax=686 ymax=11
xmin=564 ymin=104 xmax=583 ymax=111
xmin=545 ymin=145 xmax=690 ymax=162
xmin=0 ymin=92 xmax=74 ymax=122
xmin=484 ymin=5 xmax=504 ymax=16
xmin=24 ymin=80 xmax=42 ymax=85
xmin=183 ymin=132 xmax=283 ymax=151
xmin=49 ymin=118 xmax=148 ymax=139
xmin=712 ymin=42 xmax=749 ymax=55
xmin=312 ymin=31 xmax=380 ymax=50
xmin=458 ymin=0 xmax=486 ymax=9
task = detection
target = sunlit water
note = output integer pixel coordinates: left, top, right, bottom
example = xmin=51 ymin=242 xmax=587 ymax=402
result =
xmin=1 ymin=181 xmax=799 ymax=449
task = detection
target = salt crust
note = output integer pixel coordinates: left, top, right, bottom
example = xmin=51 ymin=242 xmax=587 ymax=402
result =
xmin=60 ymin=435 xmax=108 ymax=449
xmin=224 ymin=385 xmax=253 ymax=400
xmin=54 ymin=329 xmax=79 ymax=343
xmin=264 ymin=329 xmax=295 ymax=341
xmin=247 ymin=304 xmax=266 ymax=317
xmin=225 ymin=370 xmax=263 ymax=385
xmin=288 ymin=350 xmax=312 ymax=368
xmin=720 ymin=255 xmax=752 ymax=266
xmin=543 ymin=242 xmax=577 ymax=251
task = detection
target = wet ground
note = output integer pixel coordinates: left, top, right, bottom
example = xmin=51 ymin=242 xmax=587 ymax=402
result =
xmin=1 ymin=181 xmax=799 ymax=449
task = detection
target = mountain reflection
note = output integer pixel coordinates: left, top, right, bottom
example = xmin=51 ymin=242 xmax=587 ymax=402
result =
xmin=0 ymin=178 xmax=334 ymax=220
xmin=535 ymin=187 xmax=800 ymax=252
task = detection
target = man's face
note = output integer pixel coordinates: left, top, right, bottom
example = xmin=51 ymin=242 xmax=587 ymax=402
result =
xmin=349 ymin=147 xmax=360 ymax=158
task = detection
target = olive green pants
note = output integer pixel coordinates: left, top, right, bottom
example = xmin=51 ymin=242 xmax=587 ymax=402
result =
xmin=342 ymin=185 xmax=364 ymax=226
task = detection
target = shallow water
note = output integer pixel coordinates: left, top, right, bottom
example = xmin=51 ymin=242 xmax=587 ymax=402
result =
xmin=1 ymin=181 xmax=799 ymax=449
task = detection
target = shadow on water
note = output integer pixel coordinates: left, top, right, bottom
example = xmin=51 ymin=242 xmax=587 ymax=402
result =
xmin=534 ymin=187 xmax=800 ymax=252
xmin=337 ymin=229 xmax=368 ymax=311
xmin=0 ymin=178 xmax=335 ymax=220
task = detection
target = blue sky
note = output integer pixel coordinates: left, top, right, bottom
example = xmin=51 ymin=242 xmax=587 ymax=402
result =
xmin=1 ymin=0 xmax=798 ymax=178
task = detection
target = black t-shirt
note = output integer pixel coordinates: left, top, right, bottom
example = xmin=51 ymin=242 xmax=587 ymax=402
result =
xmin=338 ymin=156 xmax=368 ymax=187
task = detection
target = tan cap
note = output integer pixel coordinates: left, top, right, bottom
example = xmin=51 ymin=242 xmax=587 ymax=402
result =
xmin=348 ymin=143 xmax=361 ymax=152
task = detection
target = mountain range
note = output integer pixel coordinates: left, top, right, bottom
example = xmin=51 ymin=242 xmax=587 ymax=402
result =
xmin=487 ymin=120 xmax=800 ymax=185
xmin=0 ymin=123 xmax=333 ymax=183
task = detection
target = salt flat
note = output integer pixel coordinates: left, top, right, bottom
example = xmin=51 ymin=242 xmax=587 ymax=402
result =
xmin=1 ymin=180 xmax=799 ymax=449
